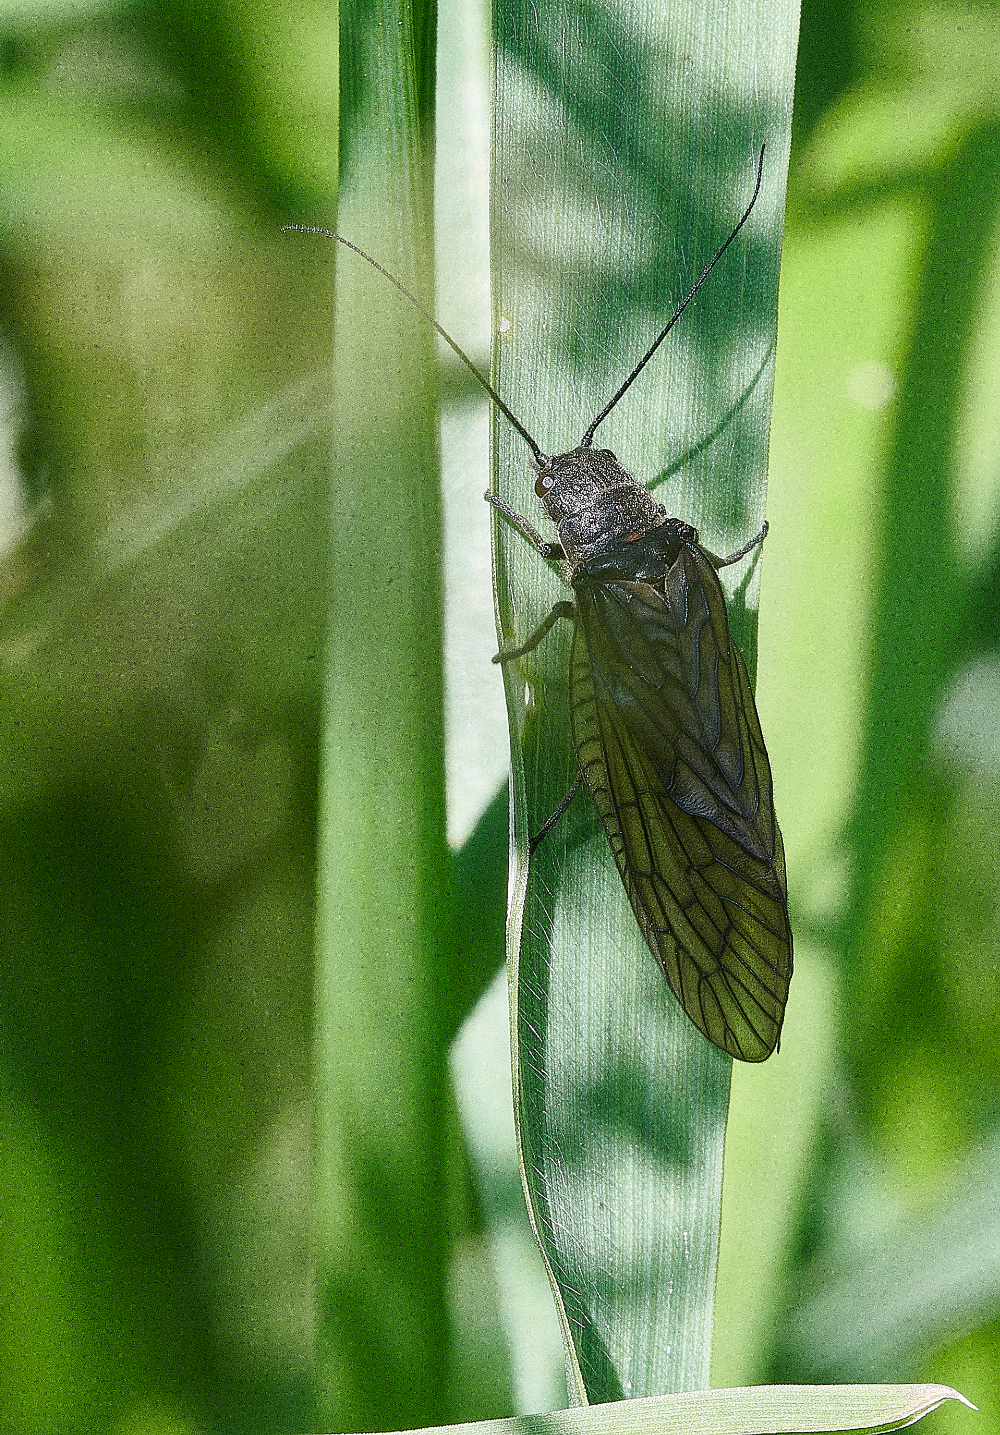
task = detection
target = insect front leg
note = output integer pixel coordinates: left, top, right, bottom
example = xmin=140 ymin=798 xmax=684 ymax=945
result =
xmin=486 ymin=488 xmax=573 ymax=658
xmin=484 ymin=490 xmax=565 ymax=560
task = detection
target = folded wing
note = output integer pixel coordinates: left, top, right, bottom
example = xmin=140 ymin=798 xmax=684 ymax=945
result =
xmin=571 ymin=545 xmax=792 ymax=1061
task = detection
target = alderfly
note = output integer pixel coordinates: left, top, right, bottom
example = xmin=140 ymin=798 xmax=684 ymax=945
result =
xmin=283 ymin=147 xmax=792 ymax=1061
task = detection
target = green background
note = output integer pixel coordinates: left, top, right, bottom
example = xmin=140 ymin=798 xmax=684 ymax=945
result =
xmin=0 ymin=0 xmax=998 ymax=1431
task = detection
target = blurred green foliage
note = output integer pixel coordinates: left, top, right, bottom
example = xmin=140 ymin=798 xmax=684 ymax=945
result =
xmin=717 ymin=2 xmax=1000 ymax=1423
xmin=0 ymin=0 xmax=998 ymax=1432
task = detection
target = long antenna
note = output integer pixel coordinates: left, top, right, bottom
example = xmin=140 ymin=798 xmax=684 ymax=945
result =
xmin=281 ymin=226 xmax=545 ymax=462
xmin=580 ymin=144 xmax=766 ymax=450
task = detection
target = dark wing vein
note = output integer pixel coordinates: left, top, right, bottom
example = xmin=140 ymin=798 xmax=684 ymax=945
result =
xmin=570 ymin=555 xmax=792 ymax=1061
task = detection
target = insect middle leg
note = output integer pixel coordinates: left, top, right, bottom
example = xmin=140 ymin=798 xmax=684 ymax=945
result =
xmin=490 ymin=591 xmax=580 ymax=848
xmin=486 ymin=492 xmax=583 ymax=848
xmin=491 ymin=601 xmax=575 ymax=663
xmin=710 ymin=519 xmax=768 ymax=570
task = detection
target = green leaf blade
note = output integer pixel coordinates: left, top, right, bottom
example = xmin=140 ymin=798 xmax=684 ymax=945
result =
xmin=332 ymin=1382 xmax=977 ymax=1435
xmin=491 ymin=0 xmax=799 ymax=1403
xmin=313 ymin=0 xmax=454 ymax=1427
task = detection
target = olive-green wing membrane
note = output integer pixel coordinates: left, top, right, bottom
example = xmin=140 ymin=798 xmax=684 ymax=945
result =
xmin=570 ymin=548 xmax=791 ymax=1061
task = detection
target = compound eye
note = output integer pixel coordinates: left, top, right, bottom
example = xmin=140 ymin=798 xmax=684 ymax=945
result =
xmin=534 ymin=471 xmax=554 ymax=496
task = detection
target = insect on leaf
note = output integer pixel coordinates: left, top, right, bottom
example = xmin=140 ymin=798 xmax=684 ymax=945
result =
xmin=488 ymin=148 xmax=793 ymax=1061
xmin=284 ymin=151 xmax=792 ymax=1063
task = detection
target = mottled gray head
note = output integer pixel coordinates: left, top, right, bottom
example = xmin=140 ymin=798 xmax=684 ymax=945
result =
xmin=533 ymin=447 xmax=666 ymax=563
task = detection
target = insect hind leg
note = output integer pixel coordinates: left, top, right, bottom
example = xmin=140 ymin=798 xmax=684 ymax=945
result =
xmin=529 ymin=771 xmax=584 ymax=854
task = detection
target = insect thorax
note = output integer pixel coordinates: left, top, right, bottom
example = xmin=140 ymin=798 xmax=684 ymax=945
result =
xmin=534 ymin=446 xmax=670 ymax=565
